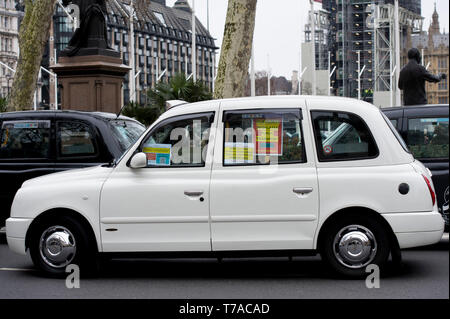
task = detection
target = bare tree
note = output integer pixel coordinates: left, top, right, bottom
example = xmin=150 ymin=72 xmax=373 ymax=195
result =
xmin=214 ymin=0 xmax=257 ymax=99
xmin=8 ymin=0 xmax=56 ymax=111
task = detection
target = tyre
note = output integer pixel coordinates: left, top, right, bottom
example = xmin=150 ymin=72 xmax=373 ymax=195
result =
xmin=319 ymin=214 xmax=391 ymax=278
xmin=29 ymin=215 xmax=96 ymax=278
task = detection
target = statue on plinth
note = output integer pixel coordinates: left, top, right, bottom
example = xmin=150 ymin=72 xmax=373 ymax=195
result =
xmin=61 ymin=0 xmax=112 ymax=57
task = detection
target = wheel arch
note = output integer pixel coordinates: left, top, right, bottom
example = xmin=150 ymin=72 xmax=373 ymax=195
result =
xmin=316 ymin=206 xmax=401 ymax=258
xmin=25 ymin=208 xmax=99 ymax=253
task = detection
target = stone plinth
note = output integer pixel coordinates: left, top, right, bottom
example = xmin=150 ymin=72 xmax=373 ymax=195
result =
xmin=51 ymin=54 xmax=130 ymax=114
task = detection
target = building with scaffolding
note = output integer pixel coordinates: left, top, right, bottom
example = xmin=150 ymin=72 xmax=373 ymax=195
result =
xmin=303 ymin=7 xmax=333 ymax=96
xmin=310 ymin=0 xmax=423 ymax=105
xmin=304 ymin=8 xmax=331 ymax=71
xmin=38 ymin=0 xmax=217 ymax=109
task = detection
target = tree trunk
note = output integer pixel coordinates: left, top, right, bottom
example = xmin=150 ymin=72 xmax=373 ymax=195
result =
xmin=8 ymin=0 xmax=56 ymax=111
xmin=214 ymin=0 xmax=257 ymax=99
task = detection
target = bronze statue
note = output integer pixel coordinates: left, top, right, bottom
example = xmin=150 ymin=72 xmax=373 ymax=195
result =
xmin=399 ymin=48 xmax=447 ymax=106
xmin=61 ymin=0 xmax=112 ymax=56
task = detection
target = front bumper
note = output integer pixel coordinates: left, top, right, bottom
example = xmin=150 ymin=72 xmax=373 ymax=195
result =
xmin=5 ymin=218 xmax=33 ymax=255
xmin=383 ymin=211 xmax=445 ymax=249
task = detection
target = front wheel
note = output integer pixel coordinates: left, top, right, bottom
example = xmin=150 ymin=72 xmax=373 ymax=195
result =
xmin=320 ymin=215 xmax=391 ymax=278
xmin=29 ymin=216 xmax=96 ymax=277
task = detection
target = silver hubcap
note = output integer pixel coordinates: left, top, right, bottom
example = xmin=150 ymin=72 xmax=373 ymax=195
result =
xmin=333 ymin=225 xmax=377 ymax=269
xmin=39 ymin=226 xmax=76 ymax=268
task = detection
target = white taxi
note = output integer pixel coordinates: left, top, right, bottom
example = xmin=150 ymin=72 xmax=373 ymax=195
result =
xmin=6 ymin=96 xmax=445 ymax=277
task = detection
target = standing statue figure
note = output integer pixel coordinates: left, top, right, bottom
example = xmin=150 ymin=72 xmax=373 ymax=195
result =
xmin=61 ymin=0 xmax=111 ymax=56
xmin=398 ymin=48 xmax=447 ymax=106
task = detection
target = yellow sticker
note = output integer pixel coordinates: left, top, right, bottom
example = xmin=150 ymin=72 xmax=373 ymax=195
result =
xmin=224 ymin=142 xmax=255 ymax=164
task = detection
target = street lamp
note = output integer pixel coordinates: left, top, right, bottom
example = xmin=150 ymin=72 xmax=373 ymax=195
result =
xmin=357 ymin=51 xmax=366 ymax=100
xmin=112 ymin=0 xmax=136 ymax=102
xmin=309 ymin=0 xmax=316 ymax=96
xmin=6 ymin=74 xmax=12 ymax=97
xmin=191 ymin=0 xmax=197 ymax=82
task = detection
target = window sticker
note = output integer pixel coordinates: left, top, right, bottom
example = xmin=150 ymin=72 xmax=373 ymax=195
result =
xmin=224 ymin=142 xmax=255 ymax=164
xmin=1 ymin=129 xmax=9 ymax=148
xmin=2 ymin=120 xmax=50 ymax=130
xmin=14 ymin=122 xmax=39 ymax=129
xmin=420 ymin=118 xmax=448 ymax=123
xmin=143 ymin=143 xmax=172 ymax=166
xmin=253 ymin=118 xmax=283 ymax=156
xmin=242 ymin=113 xmax=264 ymax=119
xmin=323 ymin=145 xmax=333 ymax=155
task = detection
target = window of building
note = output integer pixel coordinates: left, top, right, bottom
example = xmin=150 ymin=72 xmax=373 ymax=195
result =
xmin=123 ymin=52 xmax=129 ymax=65
xmin=438 ymin=97 xmax=448 ymax=104
xmin=141 ymin=112 xmax=215 ymax=167
xmin=114 ymin=31 xmax=121 ymax=44
xmin=438 ymin=57 xmax=448 ymax=69
xmin=223 ymin=109 xmax=305 ymax=166
xmin=0 ymin=121 xmax=51 ymax=159
xmin=407 ymin=117 xmax=449 ymax=159
xmin=438 ymin=78 xmax=448 ymax=91
xmin=153 ymin=12 xmax=166 ymax=27
xmin=57 ymin=122 xmax=97 ymax=157
xmin=311 ymin=111 xmax=379 ymax=161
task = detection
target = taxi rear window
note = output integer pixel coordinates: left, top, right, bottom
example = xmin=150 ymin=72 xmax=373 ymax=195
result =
xmin=0 ymin=120 xmax=51 ymax=159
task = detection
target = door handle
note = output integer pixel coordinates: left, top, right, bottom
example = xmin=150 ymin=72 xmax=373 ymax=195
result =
xmin=293 ymin=187 xmax=313 ymax=195
xmin=184 ymin=190 xmax=204 ymax=197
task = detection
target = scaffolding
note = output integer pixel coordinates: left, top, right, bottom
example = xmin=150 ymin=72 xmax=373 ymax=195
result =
xmin=374 ymin=3 xmax=423 ymax=105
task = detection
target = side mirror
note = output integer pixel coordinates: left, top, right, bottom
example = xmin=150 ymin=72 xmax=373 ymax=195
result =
xmin=129 ymin=152 xmax=147 ymax=169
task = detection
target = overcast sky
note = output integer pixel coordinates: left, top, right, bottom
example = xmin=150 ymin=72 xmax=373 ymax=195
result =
xmin=167 ymin=0 xmax=450 ymax=78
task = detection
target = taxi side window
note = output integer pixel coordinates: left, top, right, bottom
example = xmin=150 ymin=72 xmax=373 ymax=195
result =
xmin=0 ymin=120 xmax=51 ymax=159
xmin=407 ymin=117 xmax=449 ymax=159
xmin=57 ymin=121 xmax=97 ymax=158
xmin=311 ymin=111 xmax=379 ymax=161
xmin=222 ymin=109 xmax=305 ymax=166
xmin=141 ymin=112 xmax=214 ymax=167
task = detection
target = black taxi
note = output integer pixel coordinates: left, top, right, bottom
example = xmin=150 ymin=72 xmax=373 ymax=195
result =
xmin=0 ymin=111 xmax=145 ymax=226
xmin=383 ymin=104 xmax=449 ymax=231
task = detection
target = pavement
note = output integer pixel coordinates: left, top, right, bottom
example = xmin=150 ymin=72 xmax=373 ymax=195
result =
xmin=0 ymin=233 xmax=448 ymax=299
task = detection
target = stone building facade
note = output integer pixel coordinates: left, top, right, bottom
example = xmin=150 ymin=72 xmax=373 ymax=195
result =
xmin=0 ymin=0 xmax=22 ymax=98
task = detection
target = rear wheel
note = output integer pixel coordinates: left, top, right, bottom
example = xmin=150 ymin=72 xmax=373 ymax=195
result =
xmin=29 ymin=216 xmax=96 ymax=277
xmin=320 ymin=215 xmax=391 ymax=278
